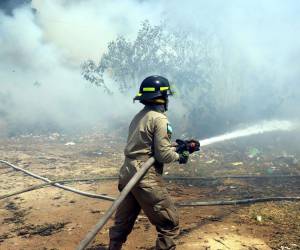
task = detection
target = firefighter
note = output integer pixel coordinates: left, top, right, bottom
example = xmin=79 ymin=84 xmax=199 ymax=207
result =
xmin=109 ymin=75 xmax=196 ymax=250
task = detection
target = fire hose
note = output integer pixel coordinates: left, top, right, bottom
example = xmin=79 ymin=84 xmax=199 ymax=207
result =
xmin=1 ymin=159 xmax=300 ymax=250
xmin=1 ymin=160 xmax=299 ymax=202
xmin=0 ymin=160 xmax=115 ymax=201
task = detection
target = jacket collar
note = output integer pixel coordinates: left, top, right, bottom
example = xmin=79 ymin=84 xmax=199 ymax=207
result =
xmin=144 ymin=104 xmax=166 ymax=113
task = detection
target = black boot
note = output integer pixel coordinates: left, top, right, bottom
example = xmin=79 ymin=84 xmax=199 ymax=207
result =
xmin=108 ymin=241 xmax=123 ymax=250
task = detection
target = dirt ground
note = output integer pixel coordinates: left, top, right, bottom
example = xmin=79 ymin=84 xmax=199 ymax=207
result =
xmin=0 ymin=131 xmax=299 ymax=250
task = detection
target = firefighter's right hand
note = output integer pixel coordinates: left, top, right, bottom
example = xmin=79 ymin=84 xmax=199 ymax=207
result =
xmin=178 ymin=150 xmax=189 ymax=164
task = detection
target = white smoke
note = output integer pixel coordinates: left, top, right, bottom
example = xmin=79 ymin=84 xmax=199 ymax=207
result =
xmin=0 ymin=0 xmax=162 ymax=134
xmin=31 ymin=0 xmax=163 ymax=63
xmin=0 ymin=0 xmax=299 ymax=135
xmin=163 ymin=0 xmax=300 ymax=114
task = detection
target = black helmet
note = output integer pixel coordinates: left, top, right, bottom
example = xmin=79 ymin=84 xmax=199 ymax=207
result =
xmin=133 ymin=75 xmax=173 ymax=102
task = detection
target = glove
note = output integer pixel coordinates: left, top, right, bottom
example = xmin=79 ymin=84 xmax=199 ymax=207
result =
xmin=178 ymin=150 xmax=189 ymax=164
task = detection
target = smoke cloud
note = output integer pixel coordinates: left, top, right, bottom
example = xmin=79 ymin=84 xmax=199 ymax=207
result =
xmin=0 ymin=0 xmax=162 ymax=135
xmin=162 ymin=0 xmax=300 ymax=135
xmin=0 ymin=0 xmax=299 ymax=136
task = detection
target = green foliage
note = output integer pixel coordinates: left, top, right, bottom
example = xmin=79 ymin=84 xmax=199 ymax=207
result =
xmin=82 ymin=20 xmax=293 ymax=136
xmin=82 ymin=20 xmax=215 ymax=95
xmin=82 ymin=20 xmax=221 ymax=134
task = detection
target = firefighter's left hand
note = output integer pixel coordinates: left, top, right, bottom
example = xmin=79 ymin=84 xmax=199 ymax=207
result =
xmin=178 ymin=151 xmax=189 ymax=164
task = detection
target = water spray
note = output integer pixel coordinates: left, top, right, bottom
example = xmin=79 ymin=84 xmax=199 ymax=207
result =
xmin=199 ymin=120 xmax=295 ymax=147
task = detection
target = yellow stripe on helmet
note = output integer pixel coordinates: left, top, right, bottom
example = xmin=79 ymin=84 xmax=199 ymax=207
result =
xmin=142 ymin=87 xmax=156 ymax=92
xmin=141 ymin=86 xmax=170 ymax=92
xmin=160 ymin=86 xmax=169 ymax=91
xmin=136 ymin=93 xmax=142 ymax=96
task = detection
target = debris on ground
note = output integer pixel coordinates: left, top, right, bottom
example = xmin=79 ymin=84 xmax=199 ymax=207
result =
xmin=231 ymin=162 xmax=243 ymax=166
xmin=238 ymin=202 xmax=300 ymax=250
xmin=205 ymin=159 xmax=216 ymax=164
xmin=65 ymin=141 xmax=76 ymax=146
xmin=90 ymin=209 xmax=101 ymax=214
xmin=275 ymin=155 xmax=298 ymax=166
xmin=247 ymin=147 xmax=260 ymax=159
xmin=86 ymin=243 xmax=108 ymax=250
xmin=16 ymin=222 xmax=69 ymax=237
xmin=4 ymin=201 xmax=28 ymax=224
xmin=256 ymin=215 xmax=262 ymax=222
xmin=49 ymin=133 xmax=60 ymax=141
xmin=0 ymin=233 xmax=10 ymax=243
xmin=5 ymin=201 xmax=18 ymax=211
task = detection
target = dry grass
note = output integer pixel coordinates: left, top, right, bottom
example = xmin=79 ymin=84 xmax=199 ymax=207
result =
xmin=239 ymin=202 xmax=300 ymax=249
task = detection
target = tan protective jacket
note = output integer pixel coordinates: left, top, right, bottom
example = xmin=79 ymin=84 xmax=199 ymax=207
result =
xmin=124 ymin=106 xmax=179 ymax=163
xmin=119 ymin=106 xmax=179 ymax=187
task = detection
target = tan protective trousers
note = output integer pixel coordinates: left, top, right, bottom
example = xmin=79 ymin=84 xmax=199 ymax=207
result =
xmin=109 ymin=159 xmax=179 ymax=250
